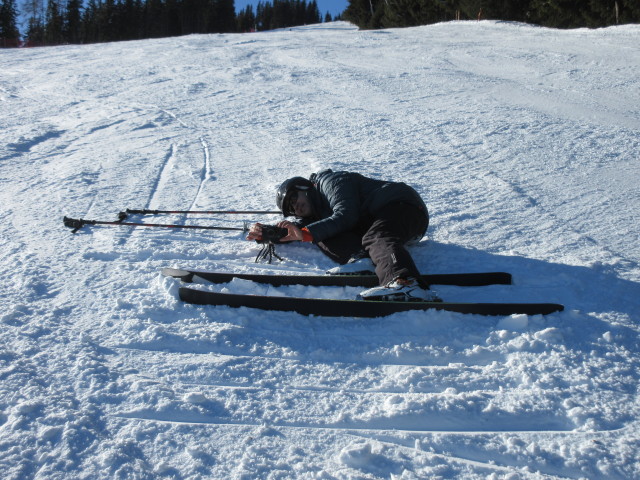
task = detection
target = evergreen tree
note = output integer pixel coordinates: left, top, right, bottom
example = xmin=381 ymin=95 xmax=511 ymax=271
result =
xmin=26 ymin=16 xmax=45 ymax=44
xmin=271 ymin=0 xmax=290 ymax=29
xmin=80 ymin=0 xmax=98 ymax=42
xmin=500 ymin=0 xmax=532 ymax=22
xmin=210 ymin=0 xmax=236 ymax=32
xmin=582 ymin=0 xmax=639 ymax=27
xmin=65 ymin=0 xmax=82 ymax=43
xmin=619 ymin=0 xmax=640 ymax=24
xmin=237 ymin=3 xmax=256 ymax=31
xmin=305 ymin=0 xmax=320 ymax=23
xmin=120 ymin=0 xmax=142 ymax=40
xmin=382 ymin=0 xmax=445 ymax=28
xmin=528 ymin=0 xmax=584 ymax=28
xmin=180 ymin=0 xmax=204 ymax=34
xmin=45 ymin=0 xmax=64 ymax=44
xmin=24 ymin=0 xmax=45 ymax=45
xmin=456 ymin=0 xmax=485 ymax=20
xmin=256 ymin=1 xmax=272 ymax=30
xmin=143 ymin=0 xmax=167 ymax=38
xmin=97 ymin=0 xmax=117 ymax=41
xmin=0 ymin=0 xmax=20 ymax=46
xmin=163 ymin=0 xmax=181 ymax=36
xmin=344 ymin=0 xmax=639 ymax=28
xmin=343 ymin=0 xmax=384 ymax=29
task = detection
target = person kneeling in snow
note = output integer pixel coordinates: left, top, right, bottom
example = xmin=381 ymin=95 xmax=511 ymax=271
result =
xmin=247 ymin=169 xmax=440 ymax=302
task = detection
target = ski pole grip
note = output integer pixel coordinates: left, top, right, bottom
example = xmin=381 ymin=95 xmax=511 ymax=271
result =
xmin=63 ymin=216 xmax=95 ymax=233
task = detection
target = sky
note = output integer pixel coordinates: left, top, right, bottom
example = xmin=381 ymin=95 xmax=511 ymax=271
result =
xmin=235 ymin=0 xmax=349 ymax=18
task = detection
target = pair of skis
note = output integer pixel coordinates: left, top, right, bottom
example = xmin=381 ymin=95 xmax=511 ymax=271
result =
xmin=162 ymin=268 xmax=564 ymax=317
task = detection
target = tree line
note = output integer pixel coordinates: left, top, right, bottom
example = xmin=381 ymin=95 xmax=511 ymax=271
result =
xmin=0 ymin=0 xmax=330 ymax=47
xmin=3 ymin=0 xmax=639 ymax=48
xmin=343 ymin=0 xmax=640 ymax=30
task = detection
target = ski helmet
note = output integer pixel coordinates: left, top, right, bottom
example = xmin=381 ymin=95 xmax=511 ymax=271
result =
xmin=276 ymin=176 xmax=314 ymax=216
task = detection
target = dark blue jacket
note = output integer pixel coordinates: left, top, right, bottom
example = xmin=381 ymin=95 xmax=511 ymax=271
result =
xmin=302 ymin=170 xmax=427 ymax=242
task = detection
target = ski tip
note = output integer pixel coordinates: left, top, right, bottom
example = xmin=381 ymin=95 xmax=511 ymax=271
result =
xmin=161 ymin=267 xmax=195 ymax=282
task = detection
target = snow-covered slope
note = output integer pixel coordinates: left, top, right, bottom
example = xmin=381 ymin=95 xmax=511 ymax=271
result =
xmin=1 ymin=21 xmax=639 ymax=479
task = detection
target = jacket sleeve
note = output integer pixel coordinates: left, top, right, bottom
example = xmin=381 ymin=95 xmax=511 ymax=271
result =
xmin=305 ymin=173 xmax=362 ymax=242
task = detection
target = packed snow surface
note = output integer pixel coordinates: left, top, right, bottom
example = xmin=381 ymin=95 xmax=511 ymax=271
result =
xmin=1 ymin=20 xmax=639 ymax=479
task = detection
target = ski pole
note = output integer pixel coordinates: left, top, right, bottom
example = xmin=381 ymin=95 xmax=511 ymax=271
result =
xmin=63 ymin=216 xmax=249 ymax=234
xmin=123 ymin=208 xmax=281 ymax=216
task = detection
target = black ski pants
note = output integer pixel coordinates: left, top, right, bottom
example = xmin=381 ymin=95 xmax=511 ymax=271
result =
xmin=316 ymin=202 xmax=429 ymax=286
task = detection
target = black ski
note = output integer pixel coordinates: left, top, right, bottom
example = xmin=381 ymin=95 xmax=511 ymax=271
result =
xmin=161 ymin=268 xmax=512 ymax=288
xmin=177 ymin=287 xmax=564 ymax=317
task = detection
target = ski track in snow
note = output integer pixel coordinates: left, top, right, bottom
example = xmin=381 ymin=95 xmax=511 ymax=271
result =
xmin=1 ymin=21 xmax=640 ymax=480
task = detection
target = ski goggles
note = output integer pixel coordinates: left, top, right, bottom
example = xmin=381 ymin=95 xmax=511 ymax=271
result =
xmin=284 ymin=191 xmax=299 ymax=216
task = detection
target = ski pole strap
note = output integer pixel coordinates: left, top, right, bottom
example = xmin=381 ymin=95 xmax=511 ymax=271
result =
xmin=252 ymin=226 xmax=288 ymax=264
xmin=255 ymin=243 xmax=283 ymax=264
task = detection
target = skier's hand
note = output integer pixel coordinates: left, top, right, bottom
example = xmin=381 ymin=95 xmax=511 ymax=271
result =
xmin=247 ymin=223 xmax=264 ymax=241
xmin=277 ymin=220 xmax=303 ymax=242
